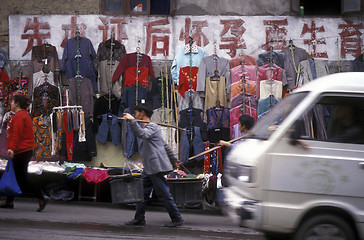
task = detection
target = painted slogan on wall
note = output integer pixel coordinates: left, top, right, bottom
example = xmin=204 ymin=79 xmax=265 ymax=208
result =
xmin=9 ymin=15 xmax=364 ymax=61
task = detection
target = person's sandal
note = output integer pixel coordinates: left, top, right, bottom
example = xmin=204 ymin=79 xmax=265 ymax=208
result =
xmin=37 ymin=197 xmax=48 ymax=212
xmin=0 ymin=201 xmax=14 ymax=209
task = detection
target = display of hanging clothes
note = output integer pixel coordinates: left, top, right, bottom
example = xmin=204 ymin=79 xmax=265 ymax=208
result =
xmin=31 ymin=43 xmax=60 ymax=83
xmin=111 ymin=52 xmax=154 ymax=88
xmin=353 ymin=53 xmax=364 ymax=72
xmin=32 ymin=82 xmax=60 ymax=118
xmin=229 ymin=53 xmax=257 ymax=69
xmin=68 ymin=77 xmax=96 ymax=118
xmin=296 ymin=58 xmax=329 ymax=86
xmin=171 ymin=41 xmax=207 ymax=85
xmin=72 ymin=117 xmax=97 ymax=161
xmin=62 ymin=110 xmax=73 ymax=161
xmin=96 ymin=113 xmax=121 ymax=146
xmin=281 ymin=43 xmax=309 ymax=91
xmin=60 ymin=36 xmax=97 ymax=92
xmin=206 ymin=106 xmax=230 ymax=144
xmin=257 ymin=51 xmax=284 ymax=69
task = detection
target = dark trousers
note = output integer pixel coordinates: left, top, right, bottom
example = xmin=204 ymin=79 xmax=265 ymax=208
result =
xmin=7 ymin=150 xmax=44 ymax=203
xmin=134 ymin=172 xmax=182 ymax=222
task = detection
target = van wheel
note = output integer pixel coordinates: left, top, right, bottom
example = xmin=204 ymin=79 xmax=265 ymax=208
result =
xmin=264 ymin=232 xmax=289 ymax=240
xmin=293 ymin=214 xmax=355 ymax=240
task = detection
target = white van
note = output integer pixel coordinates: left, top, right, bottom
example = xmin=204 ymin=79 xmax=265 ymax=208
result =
xmin=223 ymin=72 xmax=364 ymax=240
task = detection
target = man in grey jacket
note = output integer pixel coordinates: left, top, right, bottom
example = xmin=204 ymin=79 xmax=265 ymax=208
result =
xmin=122 ymin=103 xmax=184 ymax=227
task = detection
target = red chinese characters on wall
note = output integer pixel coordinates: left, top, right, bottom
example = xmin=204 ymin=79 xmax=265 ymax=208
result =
xmin=338 ymin=19 xmax=363 ymax=58
xmin=61 ymin=16 xmax=87 ymax=48
xmin=21 ymin=17 xmax=50 ymax=57
xmin=263 ymin=19 xmax=288 ymax=50
xmin=145 ymin=19 xmax=171 ymax=56
xmin=98 ymin=17 xmax=128 ymax=43
xmin=300 ymin=20 xmax=328 ymax=58
xmin=179 ymin=18 xmax=209 ymax=47
xmin=219 ymin=19 xmax=246 ymax=58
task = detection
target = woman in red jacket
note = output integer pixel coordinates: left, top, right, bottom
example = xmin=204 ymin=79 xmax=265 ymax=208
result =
xmin=0 ymin=94 xmax=48 ymax=211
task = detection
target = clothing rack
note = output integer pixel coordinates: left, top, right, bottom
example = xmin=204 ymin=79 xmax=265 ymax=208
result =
xmin=187 ymin=36 xmax=194 ymax=141
xmin=211 ymin=43 xmax=221 ymax=109
xmin=108 ymin=35 xmax=114 ymax=112
xmin=240 ymin=51 xmax=246 ymax=115
xmin=136 ymin=42 xmax=140 ymax=107
xmin=75 ymin=29 xmax=82 ymax=106
xmin=269 ymin=46 xmax=274 ymax=108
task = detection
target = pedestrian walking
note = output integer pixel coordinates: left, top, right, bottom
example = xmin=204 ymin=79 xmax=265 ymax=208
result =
xmin=122 ymin=103 xmax=184 ymax=227
xmin=0 ymin=94 xmax=48 ymax=212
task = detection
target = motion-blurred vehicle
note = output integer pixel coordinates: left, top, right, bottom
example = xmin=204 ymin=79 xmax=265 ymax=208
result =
xmin=223 ymin=72 xmax=364 ymax=240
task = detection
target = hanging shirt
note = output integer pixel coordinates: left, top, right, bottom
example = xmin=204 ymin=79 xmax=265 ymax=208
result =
xmin=229 ymin=54 xmax=257 ymax=69
xmin=145 ymin=77 xmax=173 ymax=110
xmin=230 ymin=80 xmax=257 ymax=99
xmin=60 ymin=37 xmax=97 ymax=92
xmin=94 ymin=39 xmax=126 ymax=70
xmin=97 ymin=60 xmax=122 ymax=99
xmin=30 ymin=70 xmax=55 ymax=97
xmin=124 ymin=66 xmax=149 ymax=88
xmin=281 ymin=46 xmax=309 ymax=91
xmin=206 ymin=106 xmax=230 ymax=143
xmin=196 ymin=55 xmax=230 ymax=95
xmin=118 ymin=85 xmax=150 ymax=114
xmin=231 ymin=65 xmax=257 ymax=84
xmin=32 ymin=82 xmax=60 ymax=117
xmin=177 ymin=89 xmax=204 ymax=115
xmin=68 ymin=77 xmax=96 ymax=118
xmin=112 ymin=52 xmax=154 ymax=84
xmin=259 ymin=80 xmax=283 ymax=100
xmin=0 ymin=70 xmax=9 ymax=100
xmin=296 ymin=59 xmax=329 ymax=86
xmin=230 ymin=104 xmax=257 ymax=138
xmin=230 ymin=93 xmax=258 ymax=110
xmin=33 ymin=115 xmax=53 ymax=159
xmin=257 ymin=95 xmax=280 ymax=116
xmin=257 ymin=63 xmax=285 ymax=98
xmin=178 ymin=66 xmax=199 ymax=97
xmin=31 ymin=43 xmax=60 ymax=82
xmin=257 ymin=51 xmax=284 ymax=69
xmin=204 ymin=76 xmax=227 ymax=111
xmin=353 ymin=54 xmax=364 ymax=72
xmin=171 ymin=44 xmax=207 ymax=85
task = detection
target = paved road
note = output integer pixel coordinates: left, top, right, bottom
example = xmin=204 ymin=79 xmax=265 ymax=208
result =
xmin=0 ymin=199 xmax=265 ymax=239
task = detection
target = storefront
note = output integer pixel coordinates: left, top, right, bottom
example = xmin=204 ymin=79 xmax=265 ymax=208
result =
xmin=0 ymin=0 xmax=363 ymax=206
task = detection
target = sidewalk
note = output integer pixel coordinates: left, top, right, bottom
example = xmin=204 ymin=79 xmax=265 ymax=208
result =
xmin=0 ymin=197 xmax=258 ymax=236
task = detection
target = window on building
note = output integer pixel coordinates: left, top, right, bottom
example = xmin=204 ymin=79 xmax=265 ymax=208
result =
xmin=100 ymin=0 xmax=176 ymax=15
xmin=291 ymin=0 xmax=363 ymax=15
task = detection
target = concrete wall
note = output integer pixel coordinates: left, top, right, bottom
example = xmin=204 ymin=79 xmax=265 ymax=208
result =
xmin=175 ymin=0 xmax=291 ymax=16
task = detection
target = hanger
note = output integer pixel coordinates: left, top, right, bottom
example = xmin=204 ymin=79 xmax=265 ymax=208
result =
xmin=289 ymin=39 xmax=295 ymax=50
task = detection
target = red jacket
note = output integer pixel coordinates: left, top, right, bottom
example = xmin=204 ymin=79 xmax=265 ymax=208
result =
xmin=7 ymin=110 xmax=34 ymax=154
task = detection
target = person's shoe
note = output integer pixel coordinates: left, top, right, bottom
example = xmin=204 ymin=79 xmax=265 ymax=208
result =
xmin=37 ymin=196 xmax=48 ymax=212
xmin=164 ymin=218 xmax=184 ymax=227
xmin=125 ymin=219 xmax=146 ymax=226
xmin=0 ymin=201 xmax=14 ymax=209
